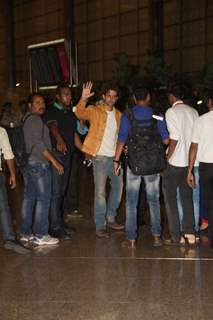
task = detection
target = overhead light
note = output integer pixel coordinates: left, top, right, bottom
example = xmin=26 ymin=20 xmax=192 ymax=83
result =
xmin=16 ymin=83 xmax=21 ymax=87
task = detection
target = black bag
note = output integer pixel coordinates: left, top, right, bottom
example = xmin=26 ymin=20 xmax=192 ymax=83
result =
xmin=125 ymin=109 xmax=167 ymax=176
xmin=5 ymin=113 xmax=35 ymax=168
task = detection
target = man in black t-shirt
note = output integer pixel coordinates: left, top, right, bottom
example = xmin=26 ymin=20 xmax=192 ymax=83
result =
xmin=44 ymin=84 xmax=82 ymax=239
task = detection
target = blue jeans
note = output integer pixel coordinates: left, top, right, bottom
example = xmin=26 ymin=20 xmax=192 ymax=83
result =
xmin=92 ymin=156 xmax=123 ymax=230
xmin=20 ymin=160 xmax=51 ymax=236
xmin=50 ymin=151 xmax=71 ymax=230
xmin=177 ymin=166 xmax=200 ymax=233
xmin=126 ymin=167 xmax=161 ymax=240
xmin=0 ymin=173 xmax=15 ymax=240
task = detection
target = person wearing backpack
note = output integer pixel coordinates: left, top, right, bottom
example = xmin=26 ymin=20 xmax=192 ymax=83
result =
xmin=20 ymin=93 xmax=64 ymax=246
xmin=0 ymin=126 xmax=30 ymax=254
xmin=114 ymin=87 xmax=169 ymax=248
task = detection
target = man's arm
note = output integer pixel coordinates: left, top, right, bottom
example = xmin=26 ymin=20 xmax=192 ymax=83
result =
xmin=187 ymin=142 xmax=198 ymax=188
xmin=5 ymin=159 xmax=16 ymax=189
xmin=42 ymin=149 xmax=64 ymax=175
xmin=163 ymin=138 xmax=169 ymax=145
xmin=47 ymin=122 xmax=67 ymax=154
xmin=74 ymin=133 xmax=83 ymax=151
xmin=167 ymin=139 xmax=178 ymax=160
xmin=165 ymin=109 xmax=180 ymax=160
xmin=0 ymin=128 xmax=16 ymax=188
xmin=114 ymin=141 xmax=125 ymax=175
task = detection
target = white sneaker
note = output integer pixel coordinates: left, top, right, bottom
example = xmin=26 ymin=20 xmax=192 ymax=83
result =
xmin=20 ymin=234 xmax=34 ymax=243
xmin=33 ymin=235 xmax=59 ymax=246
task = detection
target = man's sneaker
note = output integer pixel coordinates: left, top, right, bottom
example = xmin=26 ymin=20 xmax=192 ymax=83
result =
xmin=50 ymin=228 xmax=71 ymax=240
xmin=180 ymin=236 xmax=186 ymax=245
xmin=4 ymin=240 xmax=31 ymax=254
xmin=107 ymin=222 xmax=124 ymax=231
xmin=164 ymin=237 xmax=180 ymax=246
xmin=33 ymin=235 xmax=59 ymax=246
xmin=153 ymin=235 xmax=163 ymax=247
xmin=96 ymin=229 xmax=110 ymax=239
xmin=184 ymin=234 xmax=196 ymax=245
xmin=195 ymin=233 xmax=200 ymax=243
xmin=63 ymin=223 xmax=76 ymax=234
xmin=200 ymin=220 xmax=209 ymax=231
xmin=20 ymin=234 xmax=34 ymax=243
xmin=122 ymin=239 xmax=136 ymax=249
xmin=66 ymin=210 xmax=83 ymax=218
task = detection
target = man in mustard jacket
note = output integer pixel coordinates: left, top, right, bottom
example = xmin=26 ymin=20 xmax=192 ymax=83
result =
xmin=75 ymin=82 xmax=124 ymax=238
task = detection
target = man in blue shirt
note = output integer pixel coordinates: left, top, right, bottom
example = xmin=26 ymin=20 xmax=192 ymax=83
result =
xmin=114 ymin=87 xmax=169 ymax=248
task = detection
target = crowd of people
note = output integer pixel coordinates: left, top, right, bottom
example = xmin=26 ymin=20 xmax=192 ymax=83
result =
xmin=0 ymin=81 xmax=212 ymax=254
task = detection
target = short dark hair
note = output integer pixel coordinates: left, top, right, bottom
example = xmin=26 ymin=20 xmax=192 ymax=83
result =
xmin=27 ymin=92 xmax=43 ymax=104
xmin=205 ymin=91 xmax=213 ymax=102
xmin=19 ymin=100 xmax=28 ymax=115
xmin=133 ymin=87 xmax=150 ymax=101
xmin=56 ymin=83 xmax=71 ymax=96
xmin=101 ymin=82 xmax=120 ymax=97
xmin=167 ymin=85 xmax=184 ymax=100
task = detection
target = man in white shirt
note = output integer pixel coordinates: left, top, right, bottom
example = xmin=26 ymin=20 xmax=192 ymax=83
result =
xmin=0 ymin=126 xmax=29 ymax=254
xmin=163 ymin=85 xmax=199 ymax=245
xmin=187 ymin=93 xmax=213 ymax=248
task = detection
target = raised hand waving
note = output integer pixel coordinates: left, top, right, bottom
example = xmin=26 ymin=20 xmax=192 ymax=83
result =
xmin=81 ymin=81 xmax=95 ymax=101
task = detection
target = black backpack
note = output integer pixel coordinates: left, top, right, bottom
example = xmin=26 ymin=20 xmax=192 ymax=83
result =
xmin=5 ymin=113 xmax=35 ymax=168
xmin=125 ymin=109 xmax=167 ymax=176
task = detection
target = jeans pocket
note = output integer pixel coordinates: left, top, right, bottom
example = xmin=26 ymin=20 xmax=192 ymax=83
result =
xmin=30 ymin=164 xmax=45 ymax=177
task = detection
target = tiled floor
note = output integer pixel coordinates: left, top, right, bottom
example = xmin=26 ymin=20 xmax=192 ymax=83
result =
xmin=1 ymin=166 xmax=213 ymax=319
xmin=0 ymin=217 xmax=213 ymax=320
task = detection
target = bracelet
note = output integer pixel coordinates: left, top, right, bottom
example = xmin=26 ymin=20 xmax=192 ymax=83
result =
xmin=113 ymin=159 xmax=120 ymax=163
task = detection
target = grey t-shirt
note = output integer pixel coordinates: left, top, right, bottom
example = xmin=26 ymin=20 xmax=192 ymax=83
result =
xmin=23 ymin=113 xmax=52 ymax=164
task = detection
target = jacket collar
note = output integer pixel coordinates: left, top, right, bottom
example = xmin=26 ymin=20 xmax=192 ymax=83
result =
xmin=53 ymin=102 xmax=63 ymax=110
xmin=99 ymin=104 xmax=115 ymax=113
xmin=172 ymin=100 xmax=184 ymax=107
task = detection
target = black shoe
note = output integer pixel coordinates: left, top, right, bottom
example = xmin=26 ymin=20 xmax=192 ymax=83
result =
xmin=50 ymin=228 xmax=71 ymax=240
xmin=63 ymin=224 xmax=76 ymax=234
xmin=4 ymin=239 xmax=31 ymax=254
xmin=153 ymin=235 xmax=163 ymax=247
xmin=66 ymin=210 xmax=83 ymax=218
xmin=164 ymin=238 xmax=180 ymax=246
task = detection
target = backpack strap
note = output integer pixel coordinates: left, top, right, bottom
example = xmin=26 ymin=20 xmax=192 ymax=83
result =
xmin=23 ymin=113 xmax=45 ymax=137
xmin=22 ymin=113 xmax=45 ymax=160
xmin=22 ymin=112 xmax=36 ymax=125
xmin=124 ymin=108 xmax=157 ymax=134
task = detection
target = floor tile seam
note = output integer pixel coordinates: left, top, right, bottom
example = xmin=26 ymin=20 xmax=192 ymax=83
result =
xmin=1 ymin=300 xmax=210 ymax=305
xmin=31 ymin=256 xmax=213 ymax=261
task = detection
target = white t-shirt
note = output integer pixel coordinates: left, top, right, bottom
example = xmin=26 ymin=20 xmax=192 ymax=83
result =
xmin=97 ymin=109 xmax=118 ymax=157
xmin=166 ymin=101 xmax=199 ymax=167
xmin=191 ymin=110 xmax=213 ymax=163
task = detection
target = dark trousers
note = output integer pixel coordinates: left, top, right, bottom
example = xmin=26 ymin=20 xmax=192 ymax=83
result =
xmin=50 ymin=151 xmax=71 ymax=230
xmin=162 ymin=164 xmax=195 ymax=239
xmin=200 ymin=184 xmax=208 ymax=221
xmin=0 ymin=173 xmax=15 ymax=241
xmin=199 ymin=163 xmax=213 ymax=238
xmin=64 ymin=150 xmax=82 ymax=212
